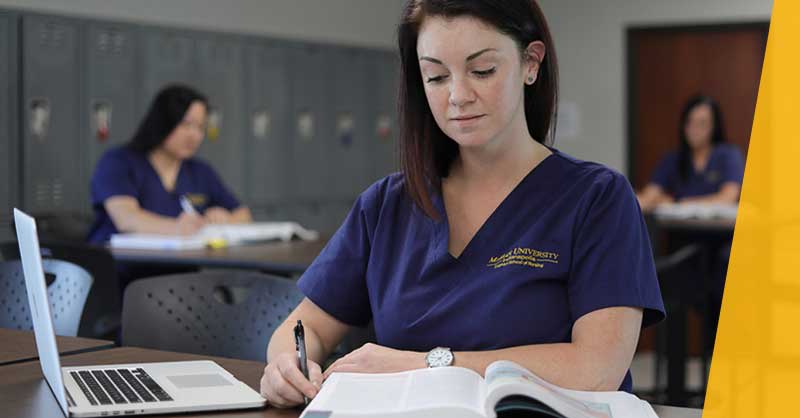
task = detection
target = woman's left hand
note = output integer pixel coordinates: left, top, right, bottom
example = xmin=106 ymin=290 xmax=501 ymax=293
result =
xmin=204 ymin=206 xmax=232 ymax=223
xmin=323 ymin=343 xmax=426 ymax=380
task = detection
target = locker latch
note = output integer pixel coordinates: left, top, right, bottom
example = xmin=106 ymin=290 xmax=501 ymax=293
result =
xmin=92 ymin=100 xmax=112 ymax=142
xmin=297 ymin=110 xmax=315 ymax=142
xmin=30 ymin=98 xmax=50 ymax=141
xmin=207 ymin=106 xmax=222 ymax=141
xmin=376 ymin=115 xmax=392 ymax=141
xmin=337 ymin=112 xmax=354 ymax=148
xmin=252 ymin=110 xmax=271 ymax=140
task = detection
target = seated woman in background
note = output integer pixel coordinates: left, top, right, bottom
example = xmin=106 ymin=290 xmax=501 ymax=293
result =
xmin=87 ymin=84 xmax=251 ymax=245
xmin=637 ymin=95 xmax=745 ymax=212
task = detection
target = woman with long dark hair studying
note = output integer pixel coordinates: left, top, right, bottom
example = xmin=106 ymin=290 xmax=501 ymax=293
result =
xmin=637 ymin=95 xmax=745 ymax=212
xmin=260 ymin=0 xmax=664 ymax=407
xmin=87 ymin=84 xmax=252 ymax=246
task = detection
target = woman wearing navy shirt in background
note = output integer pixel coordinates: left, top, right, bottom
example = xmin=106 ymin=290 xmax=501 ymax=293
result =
xmin=87 ymin=84 xmax=252 ymax=246
xmin=637 ymin=95 xmax=745 ymax=211
xmin=260 ymin=0 xmax=664 ymax=407
xmin=637 ymin=95 xmax=744 ymax=357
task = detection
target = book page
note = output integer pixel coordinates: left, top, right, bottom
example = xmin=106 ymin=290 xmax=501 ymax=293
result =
xmin=485 ymin=361 xmax=611 ymax=418
xmin=404 ymin=367 xmax=486 ymax=412
xmin=301 ymin=368 xmax=486 ymax=418
xmin=484 ymin=361 xmax=656 ymax=418
xmin=309 ymin=372 xmax=409 ymax=412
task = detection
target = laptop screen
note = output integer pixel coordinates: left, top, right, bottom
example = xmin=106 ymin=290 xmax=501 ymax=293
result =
xmin=14 ymin=208 xmax=70 ymax=415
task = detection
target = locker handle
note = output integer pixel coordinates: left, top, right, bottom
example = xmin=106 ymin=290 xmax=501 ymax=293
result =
xmin=92 ymin=100 xmax=112 ymax=142
xmin=30 ymin=98 xmax=51 ymax=141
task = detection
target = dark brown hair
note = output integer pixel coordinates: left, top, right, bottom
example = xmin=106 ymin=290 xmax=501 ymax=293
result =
xmin=397 ymin=0 xmax=559 ymax=219
xmin=678 ymin=95 xmax=726 ymax=182
xmin=127 ymin=84 xmax=208 ymax=154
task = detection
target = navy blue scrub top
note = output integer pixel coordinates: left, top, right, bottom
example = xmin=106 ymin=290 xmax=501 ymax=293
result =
xmin=87 ymin=146 xmax=241 ymax=244
xmin=651 ymin=144 xmax=745 ymax=200
xmin=298 ymin=149 xmax=665 ymax=392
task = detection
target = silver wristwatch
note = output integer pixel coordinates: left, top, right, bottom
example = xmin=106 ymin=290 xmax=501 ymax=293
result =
xmin=425 ymin=347 xmax=454 ymax=368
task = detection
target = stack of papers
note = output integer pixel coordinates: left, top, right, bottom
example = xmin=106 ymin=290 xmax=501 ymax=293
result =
xmin=653 ymin=203 xmax=738 ymax=221
xmin=110 ymin=222 xmax=319 ymax=250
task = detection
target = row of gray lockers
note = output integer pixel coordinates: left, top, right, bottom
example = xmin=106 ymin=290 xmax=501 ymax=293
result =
xmin=0 ymin=8 xmax=400 ymax=237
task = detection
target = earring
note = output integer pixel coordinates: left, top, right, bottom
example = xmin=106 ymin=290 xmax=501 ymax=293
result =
xmin=527 ymin=76 xmax=534 ymax=84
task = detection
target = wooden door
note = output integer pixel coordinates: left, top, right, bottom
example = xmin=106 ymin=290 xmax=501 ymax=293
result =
xmin=628 ymin=23 xmax=768 ymax=190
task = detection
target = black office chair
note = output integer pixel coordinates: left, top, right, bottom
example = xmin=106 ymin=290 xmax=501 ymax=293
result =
xmin=652 ymin=243 xmax=707 ymax=406
xmin=21 ymin=211 xmax=94 ymax=243
xmin=121 ymin=271 xmax=304 ymax=361
xmin=0 ymin=259 xmax=93 ymax=336
xmin=0 ymin=241 xmax=121 ymax=339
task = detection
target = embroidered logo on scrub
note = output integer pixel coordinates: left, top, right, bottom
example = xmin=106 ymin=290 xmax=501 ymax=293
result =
xmin=186 ymin=193 xmax=208 ymax=207
xmin=487 ymin=247 xmax=560 ymax=269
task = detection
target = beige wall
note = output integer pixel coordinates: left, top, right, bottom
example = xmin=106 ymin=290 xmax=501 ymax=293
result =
xmin=537 ymin=0 xmax=773 ymax=173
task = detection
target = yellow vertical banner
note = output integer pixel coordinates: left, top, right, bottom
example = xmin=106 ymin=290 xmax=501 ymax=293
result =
xmin=704 ymin=0 xmax=800 ymax=416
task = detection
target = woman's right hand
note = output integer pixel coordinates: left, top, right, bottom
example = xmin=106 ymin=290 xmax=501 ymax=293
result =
xmin=260 ymin=351 xmax=322 ymax=408
xmin=175 ymin=212 xmax=205 ymax=235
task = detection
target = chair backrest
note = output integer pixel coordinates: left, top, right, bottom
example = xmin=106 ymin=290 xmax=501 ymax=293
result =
xmin=0 ymin=259 xmax=94 ymax=336
xmin=11 ymin=211 xmax=94 ymax=243
xmin=0 ymin=240 xmax=120 ymax=338
xmin=122 ymin=271 xmax=304 ymax=361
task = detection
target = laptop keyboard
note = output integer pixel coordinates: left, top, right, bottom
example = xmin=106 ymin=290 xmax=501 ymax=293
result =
xmin=70 ymin=368 xmax=173 ymax=406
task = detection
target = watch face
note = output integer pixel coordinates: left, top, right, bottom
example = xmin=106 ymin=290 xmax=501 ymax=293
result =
xmin=427 ymin=348 xmax=453 ymax=367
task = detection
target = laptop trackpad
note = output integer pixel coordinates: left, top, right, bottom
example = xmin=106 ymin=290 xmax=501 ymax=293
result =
xmin=167 ymin=374 xmax=233 ymax=388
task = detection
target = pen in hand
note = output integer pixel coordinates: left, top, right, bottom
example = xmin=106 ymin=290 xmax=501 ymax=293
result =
xmin=179 ymin=195 xmax=198 ymax=216
xmin=294 ymin=320 xmax=310 ymax=405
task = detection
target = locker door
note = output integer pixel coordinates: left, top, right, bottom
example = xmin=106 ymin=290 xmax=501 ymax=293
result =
xmin=81 ymin=21 xmax=139 ymax=214
xmin=369 ymin=51 xmax=400 ymax=181
xmin=244 ymin=41 xmax=291 ymax=216
xmin=289 ymin=201 xmax=327 ymax=234
xmin=139 ymin=28 xmax=196 ymax=116
xmin=288 ymin=44 xmax=333 ymax=202
xmin=0 ymin=13 xmax=18 ymax=222
xmin=326 ymin=200 xmax=353 ymax=234
xmin=22 ymin=15 xmax=82 ymax=213
xmin=195 ymin=35 xmax=245 ymax=197
xmin=329 ymin=47 xmax=371 ymax=200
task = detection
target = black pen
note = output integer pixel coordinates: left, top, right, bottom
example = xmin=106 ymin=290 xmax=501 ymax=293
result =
xmin=294 ymin=320 xmax=310 ymax=405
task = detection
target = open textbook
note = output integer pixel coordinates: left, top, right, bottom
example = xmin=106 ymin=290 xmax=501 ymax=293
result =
xmin=300 ymin=361 xmax=657 ymax=418
xmin=110 ymin=222 xmax=319 ymax=250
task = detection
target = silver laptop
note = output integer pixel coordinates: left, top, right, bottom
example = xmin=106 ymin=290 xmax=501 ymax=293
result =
xmin=13 ymin=208 xmax=266 ymax=417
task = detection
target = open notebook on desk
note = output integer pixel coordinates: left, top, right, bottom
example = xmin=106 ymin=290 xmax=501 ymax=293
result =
xmin=110 ymin=222 xmax=319 ymax=250
xmin=301 ymin=360 xmax=656 ymax=418
xmin=653 ymin=202 xmax=738 ymax=221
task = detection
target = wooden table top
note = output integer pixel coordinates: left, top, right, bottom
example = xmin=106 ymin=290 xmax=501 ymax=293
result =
xmin=0 ymin=327 xmax=115 ymax=366
xmin=0 ymin=346 xmax=299 ymax=418
xmin=0 ymin=344 xmax=701 ymax=418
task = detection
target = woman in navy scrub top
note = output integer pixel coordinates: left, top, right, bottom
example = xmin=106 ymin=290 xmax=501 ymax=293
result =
xmin=260 ymin=0 xmax=664 ymax=407
xmin=87 ymin=84 xmax=252 ymax=245
xmin=637 ymin=95 xmax=745 ymax=211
